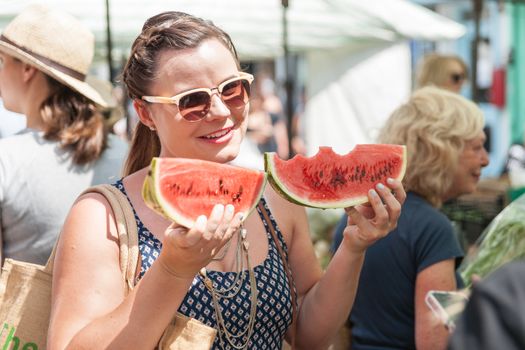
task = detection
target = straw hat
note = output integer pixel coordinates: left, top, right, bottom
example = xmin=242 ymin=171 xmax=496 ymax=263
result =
xmin=0 ymin=4 xmax=107 ymax=107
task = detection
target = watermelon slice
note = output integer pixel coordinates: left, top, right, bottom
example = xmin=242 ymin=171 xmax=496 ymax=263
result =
xmin=143 ymin=158 xmax=267 ymax=228
xmin=264 ymin=145 xmax=406 ymax=208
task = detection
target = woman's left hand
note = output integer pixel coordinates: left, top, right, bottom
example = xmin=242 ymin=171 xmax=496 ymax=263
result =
xmin=341 ymin=178 xmax=406 ymax=254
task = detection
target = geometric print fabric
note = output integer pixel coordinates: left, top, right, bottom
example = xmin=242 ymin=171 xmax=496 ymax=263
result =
xmin=114 ymin=181 xmax=293 ymax=349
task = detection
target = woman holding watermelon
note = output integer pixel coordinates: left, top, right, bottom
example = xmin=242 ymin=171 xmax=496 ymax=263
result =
xmin=332 ymin=86 xmax=489 ymax=350
xmin=48 ymin=10 xmax=405 ymax=350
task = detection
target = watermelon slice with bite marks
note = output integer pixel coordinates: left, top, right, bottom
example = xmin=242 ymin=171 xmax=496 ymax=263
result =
xmin=143 ymin=157 xmax=267 ymax=228
xmin=264 ymin=145 xmax=406 ymax=208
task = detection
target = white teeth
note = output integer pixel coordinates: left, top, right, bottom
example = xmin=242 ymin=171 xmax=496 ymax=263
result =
xmin=204 ymin=129 xmax=230 ymax=139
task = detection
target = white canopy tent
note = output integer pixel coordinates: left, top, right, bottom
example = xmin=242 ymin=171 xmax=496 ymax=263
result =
xmin=0 ymin=0 xmax=465 ymax=162
xmin=0 ymin=0 xmax=465 ymax=59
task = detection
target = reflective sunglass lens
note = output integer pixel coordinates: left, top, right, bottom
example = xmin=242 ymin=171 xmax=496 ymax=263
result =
xmin=181 ymin=107 xmax=209 ymax=121
xmin=177 ymin=77 xmax=252 ymax=121
xmin=221 ymin=79 xmax=250 ymax=109
xmin=180 ymin=91 xmax=210 ymax=109
xmin=179 ymin=91 xmax=211 ymax=121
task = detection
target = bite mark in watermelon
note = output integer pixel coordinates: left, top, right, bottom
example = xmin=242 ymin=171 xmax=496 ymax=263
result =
xmin=264 ymin=145 xmax=406 ymax=208
xmin=143 ymin=157 xmax=267 ymax=228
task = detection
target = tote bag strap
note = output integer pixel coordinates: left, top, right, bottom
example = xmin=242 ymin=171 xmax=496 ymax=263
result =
xmin=257 ymin=202 xmax=297 ymax=349
xmin=43 ymin=184 xmax=140 ymax=291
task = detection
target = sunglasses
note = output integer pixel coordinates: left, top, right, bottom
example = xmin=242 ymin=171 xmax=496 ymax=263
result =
xmin=451 ymin=72 xmax=465 ymax=84
xmin=142 ymin=72 xmax=254 ymax=122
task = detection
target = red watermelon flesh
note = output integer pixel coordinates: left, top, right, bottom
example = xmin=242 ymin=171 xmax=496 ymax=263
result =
xmin=143 ymin=157 xmax=267 ymax=228
xmin=264 ymin=145 xmax=406 ymax=208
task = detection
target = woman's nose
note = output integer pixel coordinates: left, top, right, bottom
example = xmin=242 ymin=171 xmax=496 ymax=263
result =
xmin=206 ymin=94 xmax=230 ymax=120
xmin=481 ymin=148 xmax=490 ymax=167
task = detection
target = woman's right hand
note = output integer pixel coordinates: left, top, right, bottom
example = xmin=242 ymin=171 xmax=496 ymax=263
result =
xmin=156 ymin=203 xmax=244 ymax=278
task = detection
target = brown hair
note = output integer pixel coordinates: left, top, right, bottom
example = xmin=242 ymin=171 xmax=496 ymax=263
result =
xmin=41 ymin=75 xmax=107 ymax=165
xmin=121 ymin=11 xmax=239 ymax=176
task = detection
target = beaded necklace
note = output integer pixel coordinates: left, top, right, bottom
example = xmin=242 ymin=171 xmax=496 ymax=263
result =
xmin=199 ymin=226 xmax=258 ymax=349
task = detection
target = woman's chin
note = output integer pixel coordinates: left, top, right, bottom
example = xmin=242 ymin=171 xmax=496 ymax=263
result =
xmin=211 ymin=146 xmax=241 ymax=164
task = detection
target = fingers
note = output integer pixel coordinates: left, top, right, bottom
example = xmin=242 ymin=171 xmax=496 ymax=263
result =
xmin=342 ymin=179 xmax=404 ymax=253
xmin=168 ymin=204 xmax=242 ymax=250
xmin=205 ymin=204 xmax=226 ymax=239
xmin=169 ymin=216 xmax=206 ymax=248
xmin=197 ymin=204 xmax=244 ymax=252
xmin=342 ymin=189 xmax=385 ymax=252
xmin=387 ymin=177 xmax=406 ymax=205
xmin=208 ymin=204 xmax=243 ymax=241
xmin=375 ymin=182 xmax=401 ymax=229
xmin=346 ymin=188 xmax=385 ymax=233
xmin=367 ymin=187 xmax=390 ymax=231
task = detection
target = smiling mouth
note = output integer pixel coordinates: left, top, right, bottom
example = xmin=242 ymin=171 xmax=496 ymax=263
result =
xmin=202 ymin=127 xmax=233 ymax=140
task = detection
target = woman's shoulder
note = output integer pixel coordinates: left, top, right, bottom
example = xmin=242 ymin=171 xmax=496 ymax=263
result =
xmin=262 ymin=185 xmax=302 ymax=215
xmin=260 ymin=185 xmax=306 ymax=237
xmin=0 ymin=129 xmax=40 ymax=145
xmin=66 ymin=188 xmax=122 ymax=242
xmin=404 ymin=193 xmax=446 ymax=219
xmin=0 ymin=130 xmax=55 ymax=168
xmin=399 ymin=193 xmax=453 ymax=236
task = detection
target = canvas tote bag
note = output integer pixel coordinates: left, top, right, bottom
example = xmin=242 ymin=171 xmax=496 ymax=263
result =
xmin=0 ymin=184 xmax=216 ymax=350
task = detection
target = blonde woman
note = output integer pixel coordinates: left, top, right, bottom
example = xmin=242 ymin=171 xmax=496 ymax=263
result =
xmin=416 ymin=53 xmax=469 ymax=93
xmin=0 ymin=5 xmax=127 ymax=265
xmin=332 ymin=86 xmax=489 ymax=350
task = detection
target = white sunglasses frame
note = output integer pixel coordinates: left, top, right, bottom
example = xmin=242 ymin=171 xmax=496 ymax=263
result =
xmin=141 ymin=72 xmax=254 ymax=107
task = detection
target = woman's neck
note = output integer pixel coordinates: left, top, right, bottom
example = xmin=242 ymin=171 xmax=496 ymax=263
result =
xmin=22 ymin=70 xmax=51 ymax=131
xmin=25 ymin=108 xmax=45 ymax=130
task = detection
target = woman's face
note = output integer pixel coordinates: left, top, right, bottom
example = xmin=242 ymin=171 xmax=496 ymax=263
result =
xmin=0 ymin=53 xmax=24 ymax=113
xmin=445 ymin=131 xmax=489 ymax=200
xmin=141 ymin=39 xmax=249 ymax=164
xmin=442 ymin=60 xmax=466 ymax=93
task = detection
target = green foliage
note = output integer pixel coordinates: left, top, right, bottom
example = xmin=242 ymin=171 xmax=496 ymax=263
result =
xmin=459 ymin=194 xmax=525 ymax=286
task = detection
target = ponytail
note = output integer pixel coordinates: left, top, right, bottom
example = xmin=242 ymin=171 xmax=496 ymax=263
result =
xmin=123 ymin=122 xmax=161 ymax=176
xmin=41 ymin=76 xmax=107 ymax=165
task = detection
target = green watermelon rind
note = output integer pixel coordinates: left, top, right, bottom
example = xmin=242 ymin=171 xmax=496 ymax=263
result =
xmin=264 ymin=145 xmax=407 ymax=209
xmin=143 ymin=158 xmax=267 ymax=228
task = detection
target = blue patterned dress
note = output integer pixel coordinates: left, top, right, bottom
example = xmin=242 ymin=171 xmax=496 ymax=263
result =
xmin=114 ymin=180 xmax=294 ymax=349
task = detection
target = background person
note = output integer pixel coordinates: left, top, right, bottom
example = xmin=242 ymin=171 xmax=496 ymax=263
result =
xmin=48 ymin=11 xmax=405 ymax=350
xmin=332 ymin=86 xmax=489 ymax=350
xmin=259 ymin=76 xmax=289 ymax=159
xmin=416 ymin=53 xmax=469 ymax=93
xmin=0 ymin=5 xmax=127 ymax=265
xmin=0 ymin=100 xmax=25 ymax=138
xmin=245 ymin=94 xmax=275 ymax=154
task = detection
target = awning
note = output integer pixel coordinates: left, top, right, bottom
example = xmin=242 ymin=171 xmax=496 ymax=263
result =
xmin=0 ymin=0 xmax=466 ymax=60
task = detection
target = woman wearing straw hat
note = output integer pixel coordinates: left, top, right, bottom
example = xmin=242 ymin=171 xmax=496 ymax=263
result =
xmin=0 ymin=5 xmax=127 ymax=265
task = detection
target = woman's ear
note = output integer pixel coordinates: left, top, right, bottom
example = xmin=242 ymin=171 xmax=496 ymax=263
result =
xmin=133 ymin=99 xmax=156 ymax=130
xmin=21 ymin=63 xmax=39 ymax=83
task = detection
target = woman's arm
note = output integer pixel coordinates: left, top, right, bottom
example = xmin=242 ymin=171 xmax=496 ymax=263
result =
xmin=48 ymin=193 xmax=241 ymax=349
xmin=0 ymin=225 xmax=3 ymax=266
xmin=415 ymin=259 xmax=457 ymax=350
xmin=281 ymin=180 xmax=405 ymax=349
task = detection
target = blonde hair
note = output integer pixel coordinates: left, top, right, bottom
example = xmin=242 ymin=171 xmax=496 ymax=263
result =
xmin=378 ymin=86 xmax=484 ymax=207
xmin=416 ymin=53 xmax=468 ymax=89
